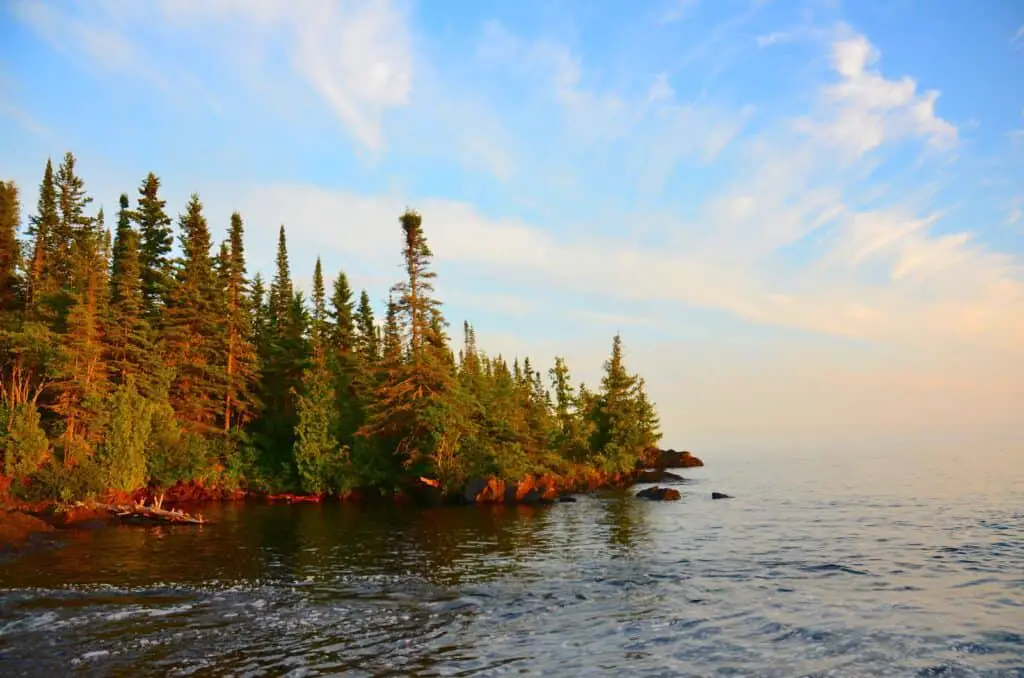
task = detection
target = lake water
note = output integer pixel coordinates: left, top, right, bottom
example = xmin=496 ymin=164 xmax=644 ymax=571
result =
xmin=1 ymin=446 xmax=1022 ymax=676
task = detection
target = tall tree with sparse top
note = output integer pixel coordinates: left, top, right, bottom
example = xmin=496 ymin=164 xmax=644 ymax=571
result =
xmin=359 ymin=210 xmax=465 ymax=489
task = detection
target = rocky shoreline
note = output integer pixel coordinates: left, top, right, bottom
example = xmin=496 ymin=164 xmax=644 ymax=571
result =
xmin=1 ymin=448 xmax=705 ymax=550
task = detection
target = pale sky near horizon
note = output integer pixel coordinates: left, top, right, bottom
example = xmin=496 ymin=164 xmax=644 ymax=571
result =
xmin=1 ymin=0 xmax=1022 ymax=455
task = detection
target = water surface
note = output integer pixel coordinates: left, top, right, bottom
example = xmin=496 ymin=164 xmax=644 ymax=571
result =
xmin=1 ymin=447 xmax=1021 ymax=676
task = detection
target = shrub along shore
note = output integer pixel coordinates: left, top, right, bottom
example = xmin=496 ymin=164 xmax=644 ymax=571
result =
xmin=2 ymin=152 xmax=679 ymax=510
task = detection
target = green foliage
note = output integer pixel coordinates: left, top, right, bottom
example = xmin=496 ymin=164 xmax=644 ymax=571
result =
xmin=109 ymin=193 xmax=156 ymax=393
xmin=1 ymin=152 xmax=666 ymax=501
xmin=2 ymin=404 xmax=50 ymax=478
xmin=0 ymin=180 xmax=22 ymax=312
xmin=133 ymin=172 xmax=174 ymax=317
xmin=163 ymin=194 xmax=225 ymax=432
xmin=96 ymin=382 xmax=153 ymax=491
xmin=17 ymin=458 xmax=106 ymax=502
xmin=294 ymin=359 xmax=345 ymax=494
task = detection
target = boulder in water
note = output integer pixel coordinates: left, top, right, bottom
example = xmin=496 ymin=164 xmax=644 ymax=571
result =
xmin=635 ymin=469 xmax=686 ymax=484
xmin=557 ymin=495 xmax=578 ymax=503
xmin=711 ymin=492 xmax=732 ymax=500
xmin=636 ymin=486 xmax=681 ymax=501
xmin=638 ymin=448 xmax=704 ymax=469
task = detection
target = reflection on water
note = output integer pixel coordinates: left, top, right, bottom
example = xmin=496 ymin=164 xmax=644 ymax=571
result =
xmin=1 ymin=447 xmax=1022 ymax=676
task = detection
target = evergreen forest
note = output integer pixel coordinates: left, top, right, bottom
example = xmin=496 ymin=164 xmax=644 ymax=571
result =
xmin=0 ymin=153 xmax=662 ymax=501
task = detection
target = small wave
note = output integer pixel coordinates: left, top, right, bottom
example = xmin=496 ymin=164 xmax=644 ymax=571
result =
xmin=799 ymin=563 xmax=872 ymax=576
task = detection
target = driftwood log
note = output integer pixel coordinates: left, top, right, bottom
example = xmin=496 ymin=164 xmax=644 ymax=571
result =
xmin=74 ymin=496 xmax=208 ymax=525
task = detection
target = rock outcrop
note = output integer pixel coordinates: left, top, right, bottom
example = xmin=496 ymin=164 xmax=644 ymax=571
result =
xmin=0 ymin=510 xmax=56 ymax=551
xmin=635 ymin=486 xmax=681 ymax=501
xmin=638 ymin=448 xmax=704 ymax=469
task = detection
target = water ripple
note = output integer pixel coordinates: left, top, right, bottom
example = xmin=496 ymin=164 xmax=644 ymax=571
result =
xmin=1 ymin=451 xmax=1022 ymax=676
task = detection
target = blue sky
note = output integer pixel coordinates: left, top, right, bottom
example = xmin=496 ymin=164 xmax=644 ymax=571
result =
xmin=1 ymin=0 xmax=1022 ymax=453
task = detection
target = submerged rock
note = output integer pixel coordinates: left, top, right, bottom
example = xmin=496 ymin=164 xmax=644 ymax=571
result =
xmin=711 ymin=492 xmax=732 ymax=500
xmin=0 ymin=510 xmax=55 ymax=551
xmin=635 ymin=469 xmax=687 ymax=484
xmin=557 ymin=496 xmax=578 ymax=503
xmin=635 ymin=486 xmax=681 ymax=501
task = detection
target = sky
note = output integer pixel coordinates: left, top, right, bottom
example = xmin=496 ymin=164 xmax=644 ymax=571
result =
xmin=1 ymin=0 xmax=1023 ymax=455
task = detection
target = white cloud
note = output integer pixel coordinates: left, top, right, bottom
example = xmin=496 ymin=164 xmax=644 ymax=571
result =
xmin=289 ymin=0 xmax=413 ymax=151
xmin=208 ymin=178 xmax=1023 ymax=365
xmin=797 ymin=30 xmax=957 ymax=157
xmin=1013 ymin=23 xmax=1024 ymax=45
xmin=14 ymin=0 xmax=414 ymax=152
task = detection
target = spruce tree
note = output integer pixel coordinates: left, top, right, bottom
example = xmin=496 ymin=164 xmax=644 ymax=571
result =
xmin=255 ymin=227 xmax=307 ymax=471
xmin=591 ymin=334 xmax=648 ymax=473
xmin=310 ymin=258 xmax=329 ymax=357
xmin=354 ymin=290 xmax=379 ymax=365
xmin=54 ymin=152 xmax=93 ymax=291
xmin=294 ymin=356 xmax=341 ymax=494
xmin=359 ymin=210 xmax=464 ymax=488
xmin=268 ymin=225 xmax=292 ymax=329
xmin=163 ymin=194 xmax=224 ymax=433
xmin=295 ymin=260 xmax=343 ymax=494
xmin=327 ymin=269 xmax=363 ymax=443
xmin=0 ymin=181 xmax=21 ymax=312
xmin=330 ymin=271 xmax=356 ymax=356
xmin=108 ymin=193 xmax=154 ymax=392
xmin=222 ymin=212 xmax=258 ymax=432
xmin=133 ymin=172 xmax=173 ymax=316
xmin=26 ymin=159 xmax=57 ymax=307
xmin=53 ymin=205 xmax=108 ymax=460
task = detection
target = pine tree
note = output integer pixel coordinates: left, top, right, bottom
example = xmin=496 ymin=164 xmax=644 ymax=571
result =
xmin=310 ymin=258 xmax=329 ymax=357
xmin=26 ymin=159 xmax=57 ymax=308
xmin=163 ymin=194 xmax=224 ymax=433
xmin=295 ymin=260 xmax=343 ymax=495
xmin=54 ymin=152 xmax=93 ymax=291
xmin=354 ymin=289 xmax=379 ymax=365
xmin=108 ymin=193 xmax=154 ymax=392
xmin=255 ymin=227 xmax=307 ymax=472
xmin=330 ymin=271 xmax=356 ymax=356
xmin=0 ymin=181 xmax=21 ymax=312
xmin=222 ymin=212 xmax=258 ymax=432
xmin=268 ymin=225 xmax=292 ymax=329
xmin=53 ymin=205 xmax=108 ymax=461
xmin=2 ymin=149 xmax=671 ymax=500
xmin=133 ymin=172 xmax=173 ymax=317
xmin=251 ymin=272 xmax=268 ymax=351
xmin=294 ymin=358 xmax=341 ymax=495
xmin=590 ymin=333 xmax=648 ymax=473
xmin=359 ymin=210 xmax=464 ymax=488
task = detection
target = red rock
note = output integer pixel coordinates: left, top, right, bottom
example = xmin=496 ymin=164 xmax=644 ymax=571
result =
xmin=0 ymin=510 xmax=55 ymax=549
xmin=635 ymin=486 xmax=681 ymax=501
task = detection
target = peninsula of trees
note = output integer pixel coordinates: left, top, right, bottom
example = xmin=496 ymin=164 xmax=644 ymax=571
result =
xmin=0 ymin=153 xmax=662 ymax=502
